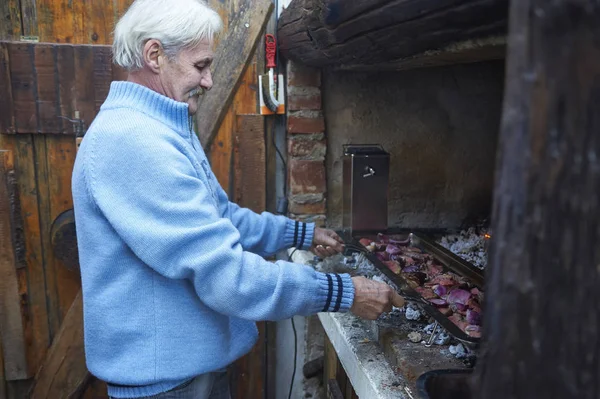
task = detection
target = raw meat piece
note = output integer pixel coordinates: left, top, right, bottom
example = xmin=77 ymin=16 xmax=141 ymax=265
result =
xmin=433 ymin=284 xmax=448 ymax=297
xmin=382 ymin=260 xmax=401 ymax=274
xmin=389 ymin=237 xmax=410 ymax=246
xmin=375 ymin=251 xmax=390 ymax=262
xmin=402 ymin=265 xmax=421 ymax=273
xmin=415 ymin=287 xmax=437 ymax=299
xmin=429 ymin=298 xmax=448 ymax=307
xmin=398 ymin=255 xmax=415 ymax=265
xmin=447 ymin=289 xmax=472 ymax=305
xmin=448 ymin=313 xmax=469 ymax=332
xmin=377 ymin=233 xmax=390 ymax=243
xmin=467 ymin=330 xmax=481 ymax=338
xmin=466 ymin=309 xmax=481 ymax=325
xmin=427 ymin=263 xmax=444 ymax=278
xmin=359 ymin=238 xmax=373 ymax=247
xmin=404 ymin=275 xmax=421 ymax=289
xmin=403 ymin=252 xmax=428 ymax=261
xmin=386 ymin=245 xmax=403 ymax=255
xmin=402 ymin=272 xmax=426 ymax=285
xmin=405 ymin=247 xmax=422 ymax=253
xmin=430 ymin=274 xmax=458 ymax=286
xmin=465 ymin=325 xmax=481 ymax=338
xmin=471 ymin=287 xmax=484 ymax=302
xmin=438 ymin=307 xmax=453 ymax=316
xmin=467 ymin=297 xmax=482 ymax=314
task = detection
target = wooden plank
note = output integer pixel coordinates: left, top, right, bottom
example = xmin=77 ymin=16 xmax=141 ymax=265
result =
xmin=324 ymin=334 xmax=338 ymax=396
xmin=93 ymin=46 xmax=114 ymax=114
xmin=0 ymin=134 xmax=51 ymax=378
xmin=34 ymin=44 xmax=62 ymax=133
xmin=0 ymin=339 xmax=6 ymax=399
xmin=30 ymin=291 xmax=90 ymax=399
xmin=475 ymin=1 xmax=600 ymax=398
xmin=229 ymin=322 xmax=266 ymax=399
xmin=197 ymin=0 xmax=274 ymax=149
xmin=278 ymin=0 xmax=508 ymax=69
xmin=36 ymin=0 xmax=73 ymax=43
xmin=236 ymin=115 xmax=266 ymax=213
xmin=0 ymin=42 xmax=15 ymax=134
xmin=0 ymin=151 xmax=29 ymax=380
xmin=44 ymin=136 xmax=80 ymax=322
xmin=19 ymin=0 xmax=38 ymax=37
xmin=8 ymin=43 xmax=38 ymax=134
xmin=0 ymin=0 xmax=22 ymax=41
xmin=73 ymin=45 xmax=96 ymax=128
xmin=209 ymin=110 xmax=235 ymax=194
xmin=55 ymin=43 xmax=76 ymax=133
xmin=81 ymin=377 xmax=107 ymax=399
xmin=1 ymin=42 xmax=116 ymax=134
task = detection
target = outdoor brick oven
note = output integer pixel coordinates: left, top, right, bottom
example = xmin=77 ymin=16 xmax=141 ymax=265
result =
xmin=285 ymin=60 xmax=505 ymax=230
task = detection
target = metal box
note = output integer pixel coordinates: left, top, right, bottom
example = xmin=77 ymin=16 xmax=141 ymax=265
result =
xmin=342 ymin=144 xmax=389 ymax=233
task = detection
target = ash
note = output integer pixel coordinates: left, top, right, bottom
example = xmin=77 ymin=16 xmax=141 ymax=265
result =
xmin=438 ymin=227 xmax=488 ymax=269
xmin=312 ymin=251 xmax=476 ymax=360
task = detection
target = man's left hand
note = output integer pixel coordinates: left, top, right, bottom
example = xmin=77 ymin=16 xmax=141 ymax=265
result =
xmin=310 ymin=227 xmax=345 ymax=258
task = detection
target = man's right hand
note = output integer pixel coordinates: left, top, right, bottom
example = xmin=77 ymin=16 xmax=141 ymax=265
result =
xmin=350 ymin=277 xmax=406 ymax=320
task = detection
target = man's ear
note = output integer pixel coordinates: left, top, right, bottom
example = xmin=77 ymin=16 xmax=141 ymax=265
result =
xmin=143 ymin=39 xmax=163 ymax=74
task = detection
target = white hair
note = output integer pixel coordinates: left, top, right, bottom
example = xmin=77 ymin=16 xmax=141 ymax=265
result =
xmin=113 ymin=0 xmax=223 ymax=71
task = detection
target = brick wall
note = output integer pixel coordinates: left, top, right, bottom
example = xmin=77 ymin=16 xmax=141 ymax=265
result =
xmin=286 ymin=62 xmax=327 ymax=226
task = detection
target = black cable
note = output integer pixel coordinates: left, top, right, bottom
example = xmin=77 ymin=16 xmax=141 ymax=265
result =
xmin=272 ymin=0 xmax=287 ymax=196
xmin=288 ymin=316 xmax=298 ymax=399
xmin=288 ymin=246 xmax=298 ymax=399
xmin=272 ymin=122 xmax=287 ymax=195
xmin=278 ymin=4 xmax=295 ymax=397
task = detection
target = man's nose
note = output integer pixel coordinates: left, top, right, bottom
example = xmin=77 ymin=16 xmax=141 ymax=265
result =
xmin=201 ymin=69 xmax=213 ymax=91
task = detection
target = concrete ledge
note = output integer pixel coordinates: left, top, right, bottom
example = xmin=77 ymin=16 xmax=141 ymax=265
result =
xmin=318 ymin=312 xmax=410 ymax=399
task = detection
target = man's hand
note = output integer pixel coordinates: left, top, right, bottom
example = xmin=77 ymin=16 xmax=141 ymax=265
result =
xmin=350 ymin=277 xmax=405 ymax=320
xmin=310 ymin=227 xmax=345 ymax=258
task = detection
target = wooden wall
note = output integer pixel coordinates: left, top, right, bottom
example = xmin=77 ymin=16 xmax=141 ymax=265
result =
xmin=0 ymin=0 xmax=274 ymax=397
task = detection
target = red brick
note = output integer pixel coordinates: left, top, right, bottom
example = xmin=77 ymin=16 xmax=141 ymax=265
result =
xmin=288 ymin=138 xmax=326 ymax=159
xmin=287 ymin=62 xmax=321 ymax=87
xmin=288 ymin=92 xmax=322 ymax=111
xmin=289 ymin=199 xmax=326 ymax=214
xmin=289 ymin=214 xmax=327 ymax=227
xmin=288 ymin=159 xmax=326 ymax=195
xmin=287 ymin=116 xmax=325 ymax=134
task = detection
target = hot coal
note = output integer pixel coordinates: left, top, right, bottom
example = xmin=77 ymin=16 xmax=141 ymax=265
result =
xmin=438 ymin=227 xmax=489 ymax=269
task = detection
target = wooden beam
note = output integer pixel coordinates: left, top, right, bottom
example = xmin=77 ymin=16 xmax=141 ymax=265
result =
xmin=30 ymin=291 xmax=90 ymax=399
xmin=196 ymin=0 xmax=273 ymax=150
xmin=235 ymin=114 xmax=266 ymax=213
xmin=0 ymin=0 xmax=22 ymax=41
xmin=336 ymin=36 xmax=506 ymax=72
xmin=0 ymin=41 xmax=124 ymax=135
xmin=278 ymin=0 xmax=508 ymax=70
xmin=475 ymin=0 xmax=600 ymax=398
xmin=0 ymin=151 xmax=29 ymax=381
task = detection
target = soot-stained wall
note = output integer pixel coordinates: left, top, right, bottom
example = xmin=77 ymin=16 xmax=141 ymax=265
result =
xmin=324 ymin=61 xmax=505 ymax=229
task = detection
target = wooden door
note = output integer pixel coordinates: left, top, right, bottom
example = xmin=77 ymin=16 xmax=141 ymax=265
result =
xmin=0 ymin=1 xmax=275 ymax=398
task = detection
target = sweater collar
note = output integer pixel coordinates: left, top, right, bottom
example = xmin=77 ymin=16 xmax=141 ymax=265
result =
xmin=102 ymin=81 xmax=191 ymax=135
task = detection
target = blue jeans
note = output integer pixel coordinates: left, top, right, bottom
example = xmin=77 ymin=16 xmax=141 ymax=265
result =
xmin=110 ymin=372 xmax=231 ymax=399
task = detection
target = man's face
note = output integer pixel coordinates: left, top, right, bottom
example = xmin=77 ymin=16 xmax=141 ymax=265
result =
xmin=158 ymin=40 xmax=214 ymax=115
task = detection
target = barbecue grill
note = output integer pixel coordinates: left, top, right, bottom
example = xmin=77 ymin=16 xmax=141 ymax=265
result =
xmin=340 ymin=144 xmax=486 ymax=347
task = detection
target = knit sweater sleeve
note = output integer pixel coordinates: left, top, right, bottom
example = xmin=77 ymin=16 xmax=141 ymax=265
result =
xmin=220 ymin=200 xmax=314 ymax=257
xmin=87 ymin=127 xmax=354 ymax=320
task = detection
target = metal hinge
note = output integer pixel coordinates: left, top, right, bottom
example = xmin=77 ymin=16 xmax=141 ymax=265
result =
xmin=20 ymin=36 xmax=39 ymax=43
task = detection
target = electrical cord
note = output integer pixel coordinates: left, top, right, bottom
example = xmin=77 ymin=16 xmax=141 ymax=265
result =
xmin=287 ymin=247 xmax=298 ymax=399
xmin=276 ymin=3 xmax=295 ymax=397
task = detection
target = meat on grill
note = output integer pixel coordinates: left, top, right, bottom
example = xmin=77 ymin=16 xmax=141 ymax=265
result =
xmin=361 ymin=234 xmax=484 ymax=336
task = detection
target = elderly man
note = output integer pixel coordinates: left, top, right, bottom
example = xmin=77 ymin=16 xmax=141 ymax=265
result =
xmin=72 ymin=0 xmax=403 ymax=398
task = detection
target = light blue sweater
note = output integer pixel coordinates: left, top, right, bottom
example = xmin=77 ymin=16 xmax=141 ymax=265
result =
xmin=71 ymin=81 xmax=355 ymax=398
